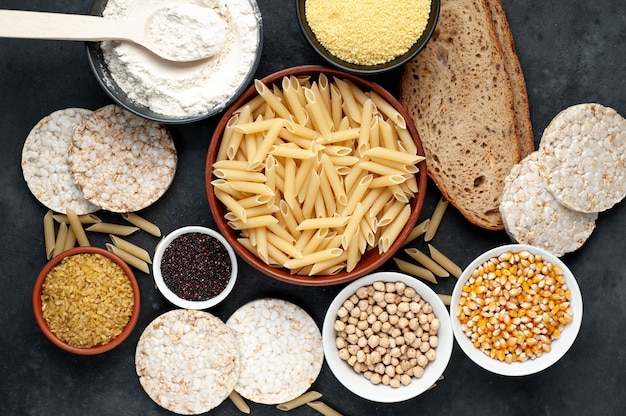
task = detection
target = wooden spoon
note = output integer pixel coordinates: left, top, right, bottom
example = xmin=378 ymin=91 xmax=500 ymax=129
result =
xmin=0 ymin=6 xmax=223 ymax=62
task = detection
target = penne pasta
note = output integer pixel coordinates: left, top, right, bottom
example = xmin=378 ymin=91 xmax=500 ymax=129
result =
xmin=106 ymin=243 xmax=150 ymax=274
xmin=229 ymin=390 xmax=250 ymax=414
xmin=296 ymin=216 xmax=350 ymax=231
xmin=110 ymin=234 xmax=152 ymax=264
xmin=438 ymin=294 xmax=452 ymax=306
xmin=404 ymin=248 xmax=450 ymax=277
xmin=63 ymin=226 xmax=77 ymax=252
xmin=86 ymin=222 xmax=139 ymax=236
xmin=212 ymin=75 xmax=424 ymax=275
xmin=403 ymin=218 xmax=430 ymax=245
xmin=369 ymin=91 xmax=406 ymax=128
xmin=121 ymin=212 xmax=161 ymax=237
xmin=52 ymin=222 xmax=69 ymax=258
xmin=428 ymin=243 xmax=463 ymax=278
xmin=424 ymin=197 xmax=449 ymax=242
xmin=277 ymin=390 xmax=322 ymax=411
xmin=306 ymin=400 xmax=343 ymax=416
xmin=52 ymin=213 xmax=102 ymax=224
xmin=65 ymin=207 xmax=90 ymax=247
xmin=283 ymin=248 xmax=343 ymax=270
xmin=255 ymin=79 xmax=292 ymax=120
xmin=43 ymin=210 xmax=55 ymax=259
xmin=393 ymin=257 xmax=438 ymax=284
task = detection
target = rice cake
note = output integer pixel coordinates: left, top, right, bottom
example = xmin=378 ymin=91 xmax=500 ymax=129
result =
xmin=68 ymin=105 xmax=177 ymax=213
xmin=538 ymin=103 xmax=626 ymax=213
xmin=226 ymin=298 xmax=323 ymax=404
xmin=21 ymin=108 xmax=100 ymax=215
xmin=501 ymin=152 xmax=597 ymax=257
xmin=135 ymin=310 xmax=240 ymax=415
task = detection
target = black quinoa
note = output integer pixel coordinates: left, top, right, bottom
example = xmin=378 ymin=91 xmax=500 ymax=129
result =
xmin=160 ymin=232 xmax=232 ymax=302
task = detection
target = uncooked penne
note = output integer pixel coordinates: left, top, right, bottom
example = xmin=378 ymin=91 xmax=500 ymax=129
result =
xmin=378 ymin=204 xmax=411 ymax=253
xmin=306 ymin=400 xmax=343 ymax=416
xmin=63 ymin=226 xmax=76 ymax=252
xmin=283 ymin=248 xmax=343 ymax=269
xmin=365 ymin=146 xmax=423 ymax=166
xmin=106 ymin=243 xmax=150 ymax=274
xmin=438 ymin=294 xmax=452 ymax=306
xmin=66 ymin=207 xmax=89 ymax=247
xmin=52 ymin=222 xmax=69 ymax=258
xmin=403 ymin=218 xmax=430 ymax=245
xmin=296 ymin=216 xmax=350 ymax=231
xmin=393 ymin=257 xmax=438 ymax=284
xmin=369 ymin=90 xmax=406 ymax=128
xmin=277 ymin=391 xmax=323 ymax=411
xmin=43 ymin=210 xmax=55 ymax=259
xmin=86 ymin=222 xmax=139 ymax=236
xmin=121 ymin=212 xmax=161 ymax=237
xmin=110 ymin=235 xmax=152 ymax=264
xmin=428 ymin=243 xmax=462 ymax=278
xmin=229 ymin=390 xmax=250 ymax=414
xmin=404 ymin=248 xmax=450 ymax=278
xmin=255 ymin=79 xmax=292 ymax=120
xmin=424 ymin=197 xmax=448 ymax=242
xmin=52 ymin=213 xmax=101 ymax=224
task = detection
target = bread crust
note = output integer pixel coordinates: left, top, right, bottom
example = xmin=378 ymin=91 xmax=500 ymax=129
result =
xmin=488 ymin=0 xmax=535 ymax=157
xmin=400 ymin=0 xmax=524 ymax=230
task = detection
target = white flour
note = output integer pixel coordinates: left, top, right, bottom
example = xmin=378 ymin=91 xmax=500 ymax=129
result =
xmin=101 ymin=0 xmax=260 ymax=118
xmin=148 ymin=3 xmax=227 ymax=61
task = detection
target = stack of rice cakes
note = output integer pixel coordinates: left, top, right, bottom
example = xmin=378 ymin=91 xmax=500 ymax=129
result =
xmin=500 ymin=103 xmax=626 ymax=256
xmin=21 ymin=104 xmax=177 ymax=215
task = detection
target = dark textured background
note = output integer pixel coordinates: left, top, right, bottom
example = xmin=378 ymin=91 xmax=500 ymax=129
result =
xmin=1 ymin=1 xmax=624 ymax=415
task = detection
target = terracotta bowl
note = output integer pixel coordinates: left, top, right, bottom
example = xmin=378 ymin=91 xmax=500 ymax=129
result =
xmin=206 ymin=65 xmax=427 ymax=286
xmin=32 ymin=246 xmax=140 ymax=355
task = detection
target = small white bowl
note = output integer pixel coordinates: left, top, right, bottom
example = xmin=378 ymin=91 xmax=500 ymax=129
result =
xmin=450 ymin=244 xmax=583 ymax=376
xmin=323 ymin=271 xmax=453 ymax=403
xmin=153 ymin=226 xmax=238 ymax=310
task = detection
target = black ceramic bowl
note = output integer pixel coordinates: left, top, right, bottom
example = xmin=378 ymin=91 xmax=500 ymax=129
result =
xmin=296 ymin=0 xmax=440 ymax=75
xmin=85 ymin=0 xmax=263 ymax=124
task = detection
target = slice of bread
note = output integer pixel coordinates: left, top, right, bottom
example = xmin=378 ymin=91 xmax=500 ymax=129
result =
xmin=488 ymin=0 xmax=535 ymax=157
xmin=400 ymin=0 xmax=522 ymax=230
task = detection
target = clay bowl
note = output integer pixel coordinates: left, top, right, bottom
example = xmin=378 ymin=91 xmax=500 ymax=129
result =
xmin=206 ymin=65 xmax=427 ymax=286
xmin=32 ymin=246 xmax=140 ymax=355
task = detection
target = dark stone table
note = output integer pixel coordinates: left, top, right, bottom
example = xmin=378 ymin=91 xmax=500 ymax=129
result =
xmin=1 ymin=0 xmax=624 ymax=415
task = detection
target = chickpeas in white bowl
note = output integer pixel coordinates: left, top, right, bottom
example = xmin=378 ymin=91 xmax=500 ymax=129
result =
xmin=450 ymin=244 xmax=583 ymax=376
xmin=322 ymin=271 xmax=453 ymax=403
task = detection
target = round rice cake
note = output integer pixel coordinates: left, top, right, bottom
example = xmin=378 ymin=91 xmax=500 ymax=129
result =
xmin=226 ymin=298 xmax=323 ymax=404
xmin=21 ymin=108 xmax=100 ymax=214
xmin=538 ymin=103 xmax=626 ymax=213
xmin=68 ymin=105 xmax=177 ymax=213
xmin=501 ymin=151 xmax=598 ymax=257
xmin=135 ymin=309 xmax=240 ymax=415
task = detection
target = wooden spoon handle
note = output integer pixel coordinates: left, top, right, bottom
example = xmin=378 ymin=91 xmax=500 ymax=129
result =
xmin=0 ymin=10 xmax=136 ymax=42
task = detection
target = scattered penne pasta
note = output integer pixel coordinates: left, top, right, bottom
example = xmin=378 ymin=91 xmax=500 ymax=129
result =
xmin=403 ymin=218 xmax=430 ymax=246
xmin=121 ymin=212 xmax=161 ymax=237
xmin=424 ymin=197 xmax=448 ymax=242
xmin=110 ymin=235 xmax=152 ymax=264
xmin=106 ymin=243 xmax=150 ymax=274
xmin=428 ymin=243 xmax=463 ymax=278
xmin=228 ymin=390 xmax=250 ymax=414
xmin=393 ymin=257 xmax=437 ymax=284
xmin=52 ymin=222 xmax=69 ymax=258
xmin=52 ymin=213 xmax=102 ymax=224
xmin=277 ymin=390 xmax=323 ymax=411
xmin=86 ymin=222 xmax=140 ymax=236
xmin=65 ymin=207 xmax=90 ymax=247
xmin=437 ymin=294 xmax=452 ymax=305
xmin=404 ymin=248 xmax=450 ymax=278
xmin=43 ymin=210 xmax=55 ymax=259
xmin=306 ymin=400 xmax=343 ymax=416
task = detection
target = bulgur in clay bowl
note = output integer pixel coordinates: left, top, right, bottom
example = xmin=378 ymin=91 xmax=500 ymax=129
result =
xmin=296 ymin=0 xmax=440 ymax=74
xmin=206 ymin=65 xmax=427 ymax=286
xmin=32 ymin=246 xmax=140 ymax=355
xmin=152 ymin=226 xmax=238 ymax=310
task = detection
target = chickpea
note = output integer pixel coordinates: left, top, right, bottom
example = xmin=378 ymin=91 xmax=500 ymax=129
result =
xmin=350 ymin=306 xmax=361 ymax=318
xmin=337 ymin=306 xmax=349 ymax=318
xmin=370 ymin=373 xmax=382 ymax=385
xmin=373 ymin=281 xmax=385 ymax=292
xmin=336 ymin=337 xmax=347 ymax=349
xmin=334 ymin=320 xmax=346 ymax=332
xmin=429 ymin=335 xmax=439 ymax=348
xmin=368 ymin=335 xmax=380 ymax=349
xmin=390 ymin=377 xmax=401 ymax=388
xmin=404 ymin=287 xmax=417 ymax=298
xmin=425 ymin=348 xmax=437 ymax=361
xmin=431 ymin=318 xmax=441 ymax=331
xmin=356 ymin=286 xmax=369 ymax=299
xmin=398 ymin=302 xmax=410 ymax=313
xmin=357 ymin=336 xmax=368 ymax=348
xmin=339 ymin=348 xmax=350 ymax=360
xmin=346 ymin=333 xmax=358 ymax=345
xmin=385 ymin=365 xmax=396 ymax=378
xmin=381 ymin=321 xmax=392 ymax=333
xmin=371 ymin=321 xmax=382 ymax=333
xmin=356 ymin=349 xmax=366 ymax=363
xmin=347 ymin=355 xmax=357 ymax=366
xmin=357 ymin=320 xmax=369 ymax=331
xmin=345 ymin=324 xmax=356 ymax=335
xmin=370 ymin=350 xmax=382 ymax=364
xmin=388 ymin=314 xmax=399 ymax=326
xmin=343 ymin=299 xmax=354 ymax=311
xmin=395 ymin=281 xmax=406 ymax=295
xmin=357 ymin=299 xmax=369 ymax=311
xmin=413 ymin=365 xmax=424 ymax=378
xmin=401 ymin=374 xmax=412 ymax=386
xmin=385 ymin=282 xmax=396 ymax=293
xmin=384 ymin=292 xmax=396 ymax=304
xmin=382 ymin=374 xmax=391 ymax=386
